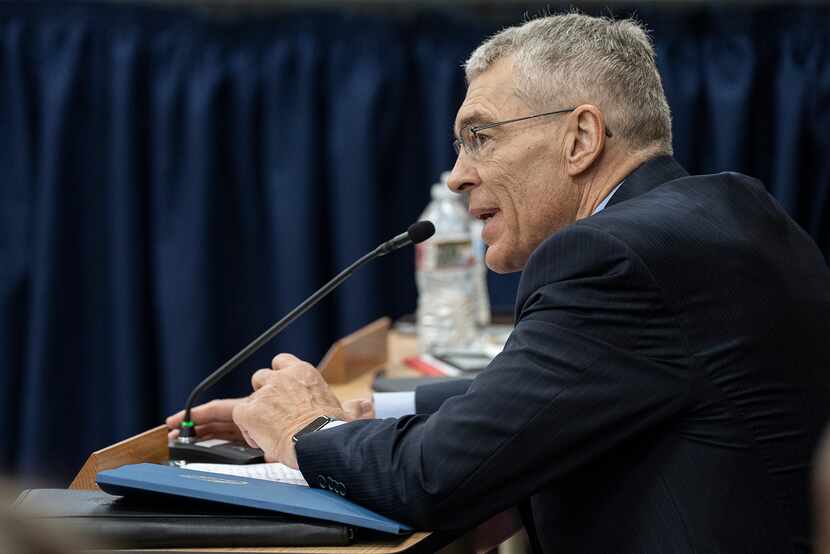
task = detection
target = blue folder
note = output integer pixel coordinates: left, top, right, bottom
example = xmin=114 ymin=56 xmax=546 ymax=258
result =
xmin=96 ymin=463 xmax=412 ymax=535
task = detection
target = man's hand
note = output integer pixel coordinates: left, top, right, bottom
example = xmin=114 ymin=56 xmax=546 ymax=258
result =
xmin=232 ymin=353 xmax=348 ymax=468
xmin=165 ymin=371 xmax=374 ymax=446
xmin=166 ymin=398 xmax=246 ymax=443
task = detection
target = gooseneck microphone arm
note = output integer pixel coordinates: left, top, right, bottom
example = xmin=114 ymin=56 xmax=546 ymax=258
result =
xmin=178 ymin=220 xmax=435 ymax=440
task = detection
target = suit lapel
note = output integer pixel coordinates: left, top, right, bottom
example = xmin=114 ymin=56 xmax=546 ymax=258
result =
xmin=607 ymin=155 xmax=689 ymax=207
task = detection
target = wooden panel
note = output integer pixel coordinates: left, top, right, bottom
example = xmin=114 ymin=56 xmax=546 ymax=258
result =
xmin=319 ymin=318 xmax=390 ymax=384
xmin=329 ymin=330 xmax=420 ymax=401
xmin=69 ymin=425 xmax=168 ymax=491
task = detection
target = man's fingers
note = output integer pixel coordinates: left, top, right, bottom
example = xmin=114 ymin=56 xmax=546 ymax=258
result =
xmin=269 ymin=354 xmax=323 ymax=389
xmin=166 ymin=399 xmax=240 ymax=431
xmin=167 ymin=422 xmax=242 ymax=442
xmin=281 ymin=361 xmax=324 ymax=386
xmin=272 ymin=353 xmax=302 ymax=371
xmin=188 ymin=398 xmax=238 ymax=422
xmin=252 ymin=368 xmax=275 ymax=391
xmin=253 ymin=362 xmax=318 ymax=392
xmin=192 ymin=422 xmax=245 ymax=442
xmin=166 ymin=409 xmax=186 ymax=428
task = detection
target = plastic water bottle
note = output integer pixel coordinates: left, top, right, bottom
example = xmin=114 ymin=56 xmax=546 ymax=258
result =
xmin=416 ymin=178 xmax=477 ymax=354
xmin=468 ymin=216 xmax=491 ymax=327
xmin=450 ymin=173 xmax=492 ymax=328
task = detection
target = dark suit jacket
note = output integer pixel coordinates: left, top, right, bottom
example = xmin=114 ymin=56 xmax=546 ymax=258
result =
xmin=298 ymin=156 xmax=830 ymax=553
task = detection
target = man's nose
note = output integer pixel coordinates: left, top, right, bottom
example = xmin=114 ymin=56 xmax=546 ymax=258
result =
xmin=447 ymin=155 xmax=479 ymax=194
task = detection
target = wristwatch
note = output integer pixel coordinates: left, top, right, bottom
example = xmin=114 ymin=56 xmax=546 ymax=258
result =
xmin=292 ymin=416 xmax=345 ymax=443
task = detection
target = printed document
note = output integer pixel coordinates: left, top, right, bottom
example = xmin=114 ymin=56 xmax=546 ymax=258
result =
xmin=183 ymin=462 xmax=308 ymax=486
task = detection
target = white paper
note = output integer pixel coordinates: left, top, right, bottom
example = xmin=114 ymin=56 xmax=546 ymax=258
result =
xmin=183 ymin=462 xmax=308 ymax=486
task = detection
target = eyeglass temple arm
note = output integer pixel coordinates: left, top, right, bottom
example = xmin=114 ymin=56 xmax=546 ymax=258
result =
xmin=470 ymin=109 xmax=613 ymax=138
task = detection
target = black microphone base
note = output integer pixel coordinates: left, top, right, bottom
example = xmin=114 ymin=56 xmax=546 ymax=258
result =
xmin=169 ymin=440 xmax=265 ymax=465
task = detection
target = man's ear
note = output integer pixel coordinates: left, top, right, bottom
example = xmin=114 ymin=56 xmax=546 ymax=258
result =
xmin=562 ymin=104 xmax=606 ymax=177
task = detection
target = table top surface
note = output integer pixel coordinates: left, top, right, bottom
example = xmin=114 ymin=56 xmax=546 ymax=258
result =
xmin=79 ymin=329 xmax=449 ymax=554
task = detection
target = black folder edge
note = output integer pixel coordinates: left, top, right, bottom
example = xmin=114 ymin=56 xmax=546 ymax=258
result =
xmin=13 ymin=488 xmax=355 ymax=550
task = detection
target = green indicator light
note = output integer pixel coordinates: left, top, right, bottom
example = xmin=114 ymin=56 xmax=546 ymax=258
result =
xmin=181 ymin=421 xmax=195 ymax=428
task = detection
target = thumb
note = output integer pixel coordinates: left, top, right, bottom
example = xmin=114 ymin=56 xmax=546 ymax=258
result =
xmin=342 ymin=399 xmax=363 ymax=421
xmin=359 ymin=399 xmax=375 ymax=419
xmin=342 ymin=399 xmax=375 ymax=421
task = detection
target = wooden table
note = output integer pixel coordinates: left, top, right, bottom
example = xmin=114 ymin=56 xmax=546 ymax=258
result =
xmin=74 ymin=328 xmax=458 ymax=554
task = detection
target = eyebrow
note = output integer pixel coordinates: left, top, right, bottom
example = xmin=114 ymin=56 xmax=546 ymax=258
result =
xmin=453 ymin=111 xmax=489 ymax=139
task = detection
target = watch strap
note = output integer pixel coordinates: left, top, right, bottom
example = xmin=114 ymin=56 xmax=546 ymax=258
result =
xmin=292 ymin=416 xmax=345 ymax=443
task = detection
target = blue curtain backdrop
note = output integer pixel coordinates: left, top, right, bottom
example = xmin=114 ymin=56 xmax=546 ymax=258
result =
xmin=0 ymin=3 xmax=828 ymax=484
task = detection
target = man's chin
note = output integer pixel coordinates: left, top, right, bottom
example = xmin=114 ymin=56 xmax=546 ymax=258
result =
xmin=484 ymin=246 xmax=525 ymax=274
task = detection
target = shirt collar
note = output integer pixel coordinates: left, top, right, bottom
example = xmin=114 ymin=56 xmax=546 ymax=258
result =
xmin=592 ymin=181 xmax=624 ymax=215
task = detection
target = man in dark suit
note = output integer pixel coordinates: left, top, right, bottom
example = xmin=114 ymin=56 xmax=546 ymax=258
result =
xmin=171 ymin=13 xmax=830 ymax=553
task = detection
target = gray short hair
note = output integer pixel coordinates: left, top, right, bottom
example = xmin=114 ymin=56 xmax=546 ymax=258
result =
xmin=465 ymin=12 xmax=673 ymax=155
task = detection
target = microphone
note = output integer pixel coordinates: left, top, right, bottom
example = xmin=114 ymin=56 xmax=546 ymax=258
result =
xmin=170 ymin=220 xmax=435 ymax=464
xmin=375 ymin=221 xmax=436 ymax=256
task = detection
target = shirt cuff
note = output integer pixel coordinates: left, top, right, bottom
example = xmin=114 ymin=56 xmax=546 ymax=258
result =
xmin=320 ymin=419 xmax=347 ymax=431
xmin=373 ymin=392 xmax=415 ymax=418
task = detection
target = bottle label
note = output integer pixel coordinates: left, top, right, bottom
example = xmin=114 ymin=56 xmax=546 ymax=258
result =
xmin=417 ymin=239 xmax=474 ymax=271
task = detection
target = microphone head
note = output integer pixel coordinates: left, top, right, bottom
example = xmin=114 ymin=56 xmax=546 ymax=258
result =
xmin=408 ymin=221 xmax=435 ymax=244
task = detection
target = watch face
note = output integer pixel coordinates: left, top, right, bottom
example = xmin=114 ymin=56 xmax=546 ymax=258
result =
xmin=292 ymin=416 xmax=333 ymax=442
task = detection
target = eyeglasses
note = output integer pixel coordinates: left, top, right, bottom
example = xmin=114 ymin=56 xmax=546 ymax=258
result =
xmin=452 ymin=108 xmax=613 ymax=158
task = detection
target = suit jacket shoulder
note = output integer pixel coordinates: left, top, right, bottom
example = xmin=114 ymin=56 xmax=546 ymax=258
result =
xmin=297 ymin=158 xmax=830 ymax=553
